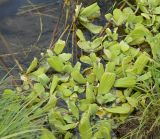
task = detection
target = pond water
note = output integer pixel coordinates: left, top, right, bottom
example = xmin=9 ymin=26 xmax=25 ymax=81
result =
xmin=0 ymin=0 xmax=64 ymax=78
xmin=0 ymin=0 xmax=114 ymax=81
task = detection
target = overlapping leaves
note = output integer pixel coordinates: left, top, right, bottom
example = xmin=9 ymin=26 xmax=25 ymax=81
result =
xmin=5 ymin=1 xmax=160 ymax=138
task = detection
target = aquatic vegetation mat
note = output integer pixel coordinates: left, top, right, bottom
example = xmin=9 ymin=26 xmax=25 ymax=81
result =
xmin=1 ymin=0 xmax=160 ymax=138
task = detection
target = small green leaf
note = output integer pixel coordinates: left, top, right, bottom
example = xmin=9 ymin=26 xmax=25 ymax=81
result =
xmin=64 ymin=132 xmax=73 ymax=139
xmin=43 ymin=94 xmax=57 ymax=111
xmin=26 ymin=57 xmax=38 ymax=74
xmin=113 ymin=9 xmax=126 ymax=26
xmin=58 ymin=53 xmax=72 ymax=62
xmin=40 ymin=129 xmax=56 ymax=139
xmin=79 ymin=112 xmax=92 ymax=139
xmin=137 ymin=71 xmax=152 ymax=81
xmin=71 ymin=70 xmax=86 ymax=84
xmin=105 ymin=103 xmax=131 ymax=114
xmin=114 ymin=76 xmax=136 ymax=88
xmin=48 ymin=56 xmax=64 ymax=72
xmin=120 ymin=41 xmax=130 ymax=52
xmin=68 ymin=100 xmax=79 ymax=119
xmin=153 ymin=6 xmax=160 ymax=14
xmin=80 ymin=2 xmax=100 ymax=19
xmin=80 ymin=56 xmax=92 ymax=65
xmin=34 ymin=83 xmax=45 ymax=94
xmin=76 ymin=29 xmax=86 ymax=41
xmin=133 ymin=53 xmax=149 ymax=74
xmin=126 ymin=97 xmax=138 ymax=108
xmin=94 ymin=121 xmax=111 ymax=139
xmin=81 ymin=22 xmax=102 ymax=34
xmin=86 ymin=83 xmax=95 ymax=103
xmin=50 ymin=76 xmax=59 ymax=94
xmin=58 ymin=86 xmax=73 ymax=97
xmin=94 ymin=63 xmax=105 ymax=81
xmin=97 ymin=93 xmax=116 ymax=104
xmin=53 ymin=39 xmax=65 ymax=54
xmin=125 ymin=24 xmax=152 ymax=45
xmin=98 ymin=72 xmax=116 ymax=95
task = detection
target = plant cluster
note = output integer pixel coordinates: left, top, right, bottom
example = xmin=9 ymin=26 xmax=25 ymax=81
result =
xmin=1 ymin=0 xmax=160 ymax=138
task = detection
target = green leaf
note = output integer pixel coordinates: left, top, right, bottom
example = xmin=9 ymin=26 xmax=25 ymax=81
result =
xmin=58 ymin=53 xmax=72 ymax=62
xmin=91 ymin=37 xmax=103 ymax=49
xmin=50 ymin=76 xmax=59 ymax=94
xmin=40 ymin=129 xmax=56 ymax=139
xmin=147 ymin=33 xmax=160 ymax=60
xmin=105 ymin=103 xmax=131 ymax=114
xmin=71 ymin=70 xmax=86 ymax=84
xmin=48 ymin=56 xmax=64 ymax=72
xmin=81 ymin=22 xmax=102 ymax=34
xmin=97 ymin=93 xmax=116 ymax=104
xmin=79 ymin=112 xmax=92 ymax=139
xmin=125 ymin=24 xmax=152 ymax=45
xmin=106 ymin=62 xmax=115 ymax=72
xmin=64 ymin=132 xmax=73 ymax=139
xmin=38 ymin=73 xmax=50 ymax=86
xmin=43 ymin=94 xmax=57 ymax=111
xmin=126 ymin=97 xmax=138 ymax=108
xmin=93 ymin=63 xmax=105 ymax=81
xmin=133 ymin=53 xmax=149 ymax=74
xmin=80 ymin=2 xmax=100 ymax=19
xmin=76 ymin=29 xmax=86 ymax=41
xmin=98 ymin=72 xmax=116 ymax=95
xmin=58 ymin=86 xmax=73 ymax=97
xmin=88 ymin=104 xmax=98 ymax=115
xmin=114 ymin=76 xmax=136 ymax=88
xmin=105 ymin=13 xmax=112 ymax=21
xmin=120 ymin=41 xmax=130 ymax=52
xmin=137 ymin=71 xmax=152 ymax=81
xmin=56 ymin=123 xmax=78 ymax=131
xmin=53 ymin=39 xmax=65 ymax=54
xmin=86 ymin=83 xmax=95 ymax=103
xmin=94 ymin=121 xmax=111 ymax=139
xmin=113 ymin=9 xmax=126 ymax=26
xmin=34 ymin=83 xmax=45 ymax=94
xmin=26 ymin=57 xmax=38 ymax=74
xmin=77 ymin=41 xmax=91 ymax=52
xmin=80 ymin=56 xmax=92 ymax=65
xmin=153 ymin=6 xmax=160 ymax=14
xmin=67 ymin=101 xmax=79 ymax=120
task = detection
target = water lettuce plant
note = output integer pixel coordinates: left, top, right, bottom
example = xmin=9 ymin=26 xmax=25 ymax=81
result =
xmin=1 ymin=0 xmax=160 ymax=138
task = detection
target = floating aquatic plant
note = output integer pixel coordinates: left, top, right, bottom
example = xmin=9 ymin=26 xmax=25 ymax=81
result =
xmin=2 ymin=0 xmax=160 ymax=138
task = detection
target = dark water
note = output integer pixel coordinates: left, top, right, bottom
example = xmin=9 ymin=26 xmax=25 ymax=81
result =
xmin=0 ymin=0 xmax=63 ymax=79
